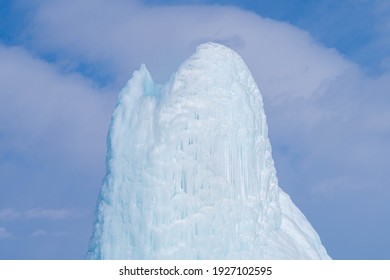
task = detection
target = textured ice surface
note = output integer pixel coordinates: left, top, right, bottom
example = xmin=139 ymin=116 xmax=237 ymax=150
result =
xmin=87 ymin=43 xmax=330 ymax=259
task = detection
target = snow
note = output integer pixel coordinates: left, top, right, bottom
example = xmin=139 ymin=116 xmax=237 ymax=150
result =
xmin=87 ymin=42 xmax=330 ymax=259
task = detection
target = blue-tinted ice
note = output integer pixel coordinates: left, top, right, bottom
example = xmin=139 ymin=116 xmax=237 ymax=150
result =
xmin=87 ymin=43 xmax=330 ymax=259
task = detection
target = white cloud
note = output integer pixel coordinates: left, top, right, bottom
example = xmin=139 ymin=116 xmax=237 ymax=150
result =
xmin=30 ymin=229 xmax=47 ymax=237
xmin=0 ymin=227 xmax=12 ymax=239
xmin=0 ymin=43 xmax=113 ymax=173
xmin=0 ymin=208 xmax=20 ymax=220
xmin=26 ymin=208 xmax=82 ymax=220
xmin=28 ymin=0 xmax=352 ymax=99
xmin=0 ymin=208 xmax=85 ymax=220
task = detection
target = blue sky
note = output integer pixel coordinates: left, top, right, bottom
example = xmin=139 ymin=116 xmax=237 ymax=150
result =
xmin=0 ymin=0 xmax=389 ymax=259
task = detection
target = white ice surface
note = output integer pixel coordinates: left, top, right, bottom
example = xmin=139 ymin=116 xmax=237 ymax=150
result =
xmin=87 ymin=43 xmax=330 ymax=259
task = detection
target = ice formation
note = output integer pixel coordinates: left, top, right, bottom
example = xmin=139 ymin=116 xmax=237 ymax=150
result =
xmin=87 ymin=43 xmax=330 ymax=259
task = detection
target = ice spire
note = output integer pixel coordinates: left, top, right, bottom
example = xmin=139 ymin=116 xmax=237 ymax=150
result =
xmin=87 ymin=43 xmax=330 ymax=259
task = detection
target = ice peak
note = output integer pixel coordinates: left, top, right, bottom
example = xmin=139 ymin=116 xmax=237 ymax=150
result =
xmin=192 ymin=42 xmax=243 ymax=61
xmin=87 ymin=43 xmax=330 ymax=260
xmin=191 ymin=42 xmax=238 ymax=61
xmin=174 ymin=42 xmax=253 ymax=91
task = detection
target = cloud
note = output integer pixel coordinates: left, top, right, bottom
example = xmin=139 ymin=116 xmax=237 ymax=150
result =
xmin=0 ymin=43 xmax=114 ymax=215
xmin=0 ymin=227 xmax=12 ymax=239
xmin=30 ymin=229 xmax=47 ymax=237
xmin=26 ymin=0 xmax=351 ymax=97
xmin=26 ymin=208 xmax=84 ymax=220
xmin=0 ymin=208 xmax=85 ymax=221
xmin=301 ymin=0 xmax=390 ymax=73
xmin=0 ymin=43 xmax=113 ymax=169
xmin=0 ymin=208 xmax=20 ymax=220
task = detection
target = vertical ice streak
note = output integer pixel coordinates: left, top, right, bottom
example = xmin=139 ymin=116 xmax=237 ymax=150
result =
xmin=87 ymin=43 xmax=330 ymax=259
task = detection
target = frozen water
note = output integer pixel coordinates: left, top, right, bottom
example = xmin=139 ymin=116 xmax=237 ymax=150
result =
xmin=87 ymin=43 xmax=330 ymax=259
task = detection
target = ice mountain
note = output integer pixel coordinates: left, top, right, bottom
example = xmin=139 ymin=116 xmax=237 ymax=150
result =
xmin=87 ymin=43 xmax=330 ymax=259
